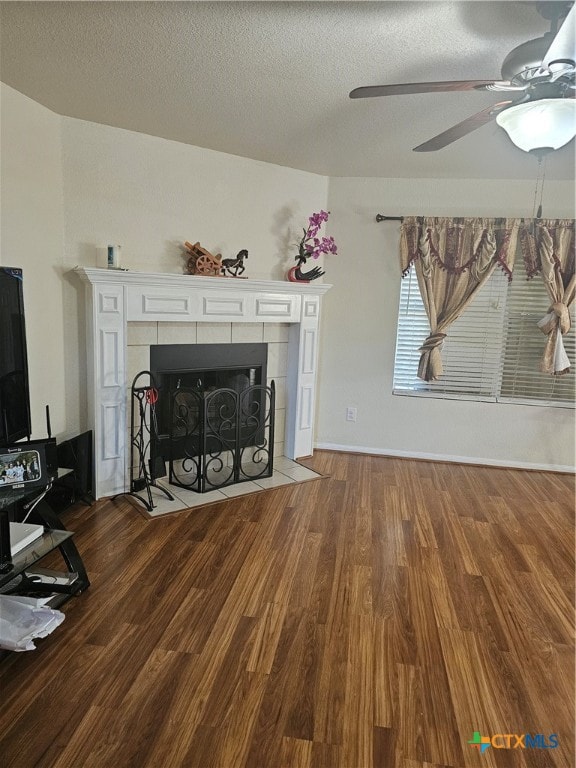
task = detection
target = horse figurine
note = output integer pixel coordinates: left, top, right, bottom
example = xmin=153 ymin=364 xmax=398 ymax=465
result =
xmin=221 ymin=249 xmax=248 ymax=278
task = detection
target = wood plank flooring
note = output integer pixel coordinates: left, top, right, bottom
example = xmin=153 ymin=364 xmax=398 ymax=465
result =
xmin=0 ymin=452 xmax=573 ymax=768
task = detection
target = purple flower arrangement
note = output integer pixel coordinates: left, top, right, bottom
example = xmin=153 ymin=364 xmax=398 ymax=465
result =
xmin=296 ymin=210 xmax=338 ymax=265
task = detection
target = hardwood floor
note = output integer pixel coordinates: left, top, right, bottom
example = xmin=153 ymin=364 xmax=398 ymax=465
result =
xmin=0 ymin=452 xmax=573 ymax=768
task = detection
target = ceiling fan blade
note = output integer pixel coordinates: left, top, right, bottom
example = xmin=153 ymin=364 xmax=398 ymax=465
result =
xmin=349 ymin=80 xmax=498 ymax=98
xmin=541 ymin=3 xmax=576 ymax=70
xmin=413 ymin=101 xmax=513 ymax=152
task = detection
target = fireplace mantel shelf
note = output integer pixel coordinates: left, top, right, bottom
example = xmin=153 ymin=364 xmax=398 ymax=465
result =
xmin=75 ymin=267 xmax=332 ymax=295
xmin=75 ymin=267 xmax=331 ymax=500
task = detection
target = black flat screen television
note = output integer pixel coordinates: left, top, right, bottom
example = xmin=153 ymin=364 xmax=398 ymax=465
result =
xmin=0 ymin=268 xmax=32 ymax=447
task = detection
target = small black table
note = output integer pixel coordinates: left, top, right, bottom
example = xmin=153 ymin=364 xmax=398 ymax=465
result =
xmin=0 ymin=487 xmax=90 ymax=608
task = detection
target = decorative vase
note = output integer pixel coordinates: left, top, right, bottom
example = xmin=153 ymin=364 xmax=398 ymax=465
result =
xmin=287 ymin=261 xmax=325 ymax=283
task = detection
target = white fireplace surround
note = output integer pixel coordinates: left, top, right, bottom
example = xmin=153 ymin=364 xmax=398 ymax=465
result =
xmin=75 ymin=268 xmax=331 ymax=500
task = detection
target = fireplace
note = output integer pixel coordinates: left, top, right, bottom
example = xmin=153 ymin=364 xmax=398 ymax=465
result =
xmin=150 ymin=342 xmax=268 ymax=447
xmin=75 ymin=268 xmax=331 ymax=499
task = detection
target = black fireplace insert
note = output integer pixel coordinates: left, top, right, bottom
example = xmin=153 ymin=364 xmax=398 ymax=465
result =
xmin=149 ymin=343 xmax=274 ymax=492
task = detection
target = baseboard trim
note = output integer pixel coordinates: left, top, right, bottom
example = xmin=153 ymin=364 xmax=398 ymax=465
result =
xmin=314 ymin=442 xmax=575 ymax=474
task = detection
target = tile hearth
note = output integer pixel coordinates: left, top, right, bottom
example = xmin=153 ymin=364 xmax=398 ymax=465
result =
xmin=125 ymin=456 xmax=323 ymax=518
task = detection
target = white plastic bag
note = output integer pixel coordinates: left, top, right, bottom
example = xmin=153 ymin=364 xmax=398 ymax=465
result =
xmin=0 ymin=595 xmax=65 ymax=651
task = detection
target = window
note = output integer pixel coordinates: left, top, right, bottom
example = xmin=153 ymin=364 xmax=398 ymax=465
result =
xmin=393 ymin=247 xmax=575 ymax=407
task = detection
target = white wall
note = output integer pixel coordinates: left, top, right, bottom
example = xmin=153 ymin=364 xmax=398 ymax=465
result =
xmin=58 ymin=117 xmax=328 ymax=434
xmin=0 ymin=84 xmax=66 ymax=439
xmin=60 ymin=118 xmax=329 ymax=279
xmin=316 ymin=177 xmax=576 ymax=471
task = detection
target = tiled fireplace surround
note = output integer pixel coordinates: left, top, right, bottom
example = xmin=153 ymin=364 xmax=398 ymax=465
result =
xmin=75 ymin=268 xmax=331 ymax=500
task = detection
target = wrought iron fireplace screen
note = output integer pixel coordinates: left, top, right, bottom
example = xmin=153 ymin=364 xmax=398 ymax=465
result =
xmin=149 ymin=343 xmax=274 ymax=493
xmin=168 ymin=381 xmax=275 ymax=493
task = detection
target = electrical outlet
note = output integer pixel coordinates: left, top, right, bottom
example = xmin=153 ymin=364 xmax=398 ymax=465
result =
xmin=346 ymin=406 xmax=357 ymax=422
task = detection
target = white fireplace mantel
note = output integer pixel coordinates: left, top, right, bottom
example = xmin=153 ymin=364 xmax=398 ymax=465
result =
xmin=75 ymin=267 xmax=331 ymax=499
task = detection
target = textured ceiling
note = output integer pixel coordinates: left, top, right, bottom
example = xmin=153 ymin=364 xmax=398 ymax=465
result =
xmin=1 ymin=1 xmax=574 ymax=180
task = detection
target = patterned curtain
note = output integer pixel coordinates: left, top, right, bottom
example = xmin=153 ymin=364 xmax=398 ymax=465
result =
xmin=520 ymin=219 xmax=575 ymax=375
xmin=400 ymin=217 xmax=520 ymax=382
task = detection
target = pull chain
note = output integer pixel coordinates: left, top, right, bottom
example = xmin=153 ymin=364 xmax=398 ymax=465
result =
xmin=531 ymin=155 xmax=542 ymax=223
xmin=530 ymin=154 xmax=546 ymax=232
xmin=537 ymin=154 xmax=548 ymax=220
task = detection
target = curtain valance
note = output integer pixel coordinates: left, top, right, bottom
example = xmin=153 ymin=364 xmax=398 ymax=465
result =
xmin=400 ymin=217 xmax=520 ymax=282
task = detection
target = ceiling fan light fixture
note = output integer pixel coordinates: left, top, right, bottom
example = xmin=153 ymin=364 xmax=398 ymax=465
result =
xmin=495 ymin=98 xmax=576 ymax=152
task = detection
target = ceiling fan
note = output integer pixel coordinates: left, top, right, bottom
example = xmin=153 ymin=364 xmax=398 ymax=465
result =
xmin=350 ymin=1 xmax=576 ymax=152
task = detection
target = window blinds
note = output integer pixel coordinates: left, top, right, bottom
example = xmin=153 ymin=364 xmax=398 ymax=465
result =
xmin=393 ymin=248 xmax=575 ymax=407
xmin=500 ymin=246 xmax=575 ymax=404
